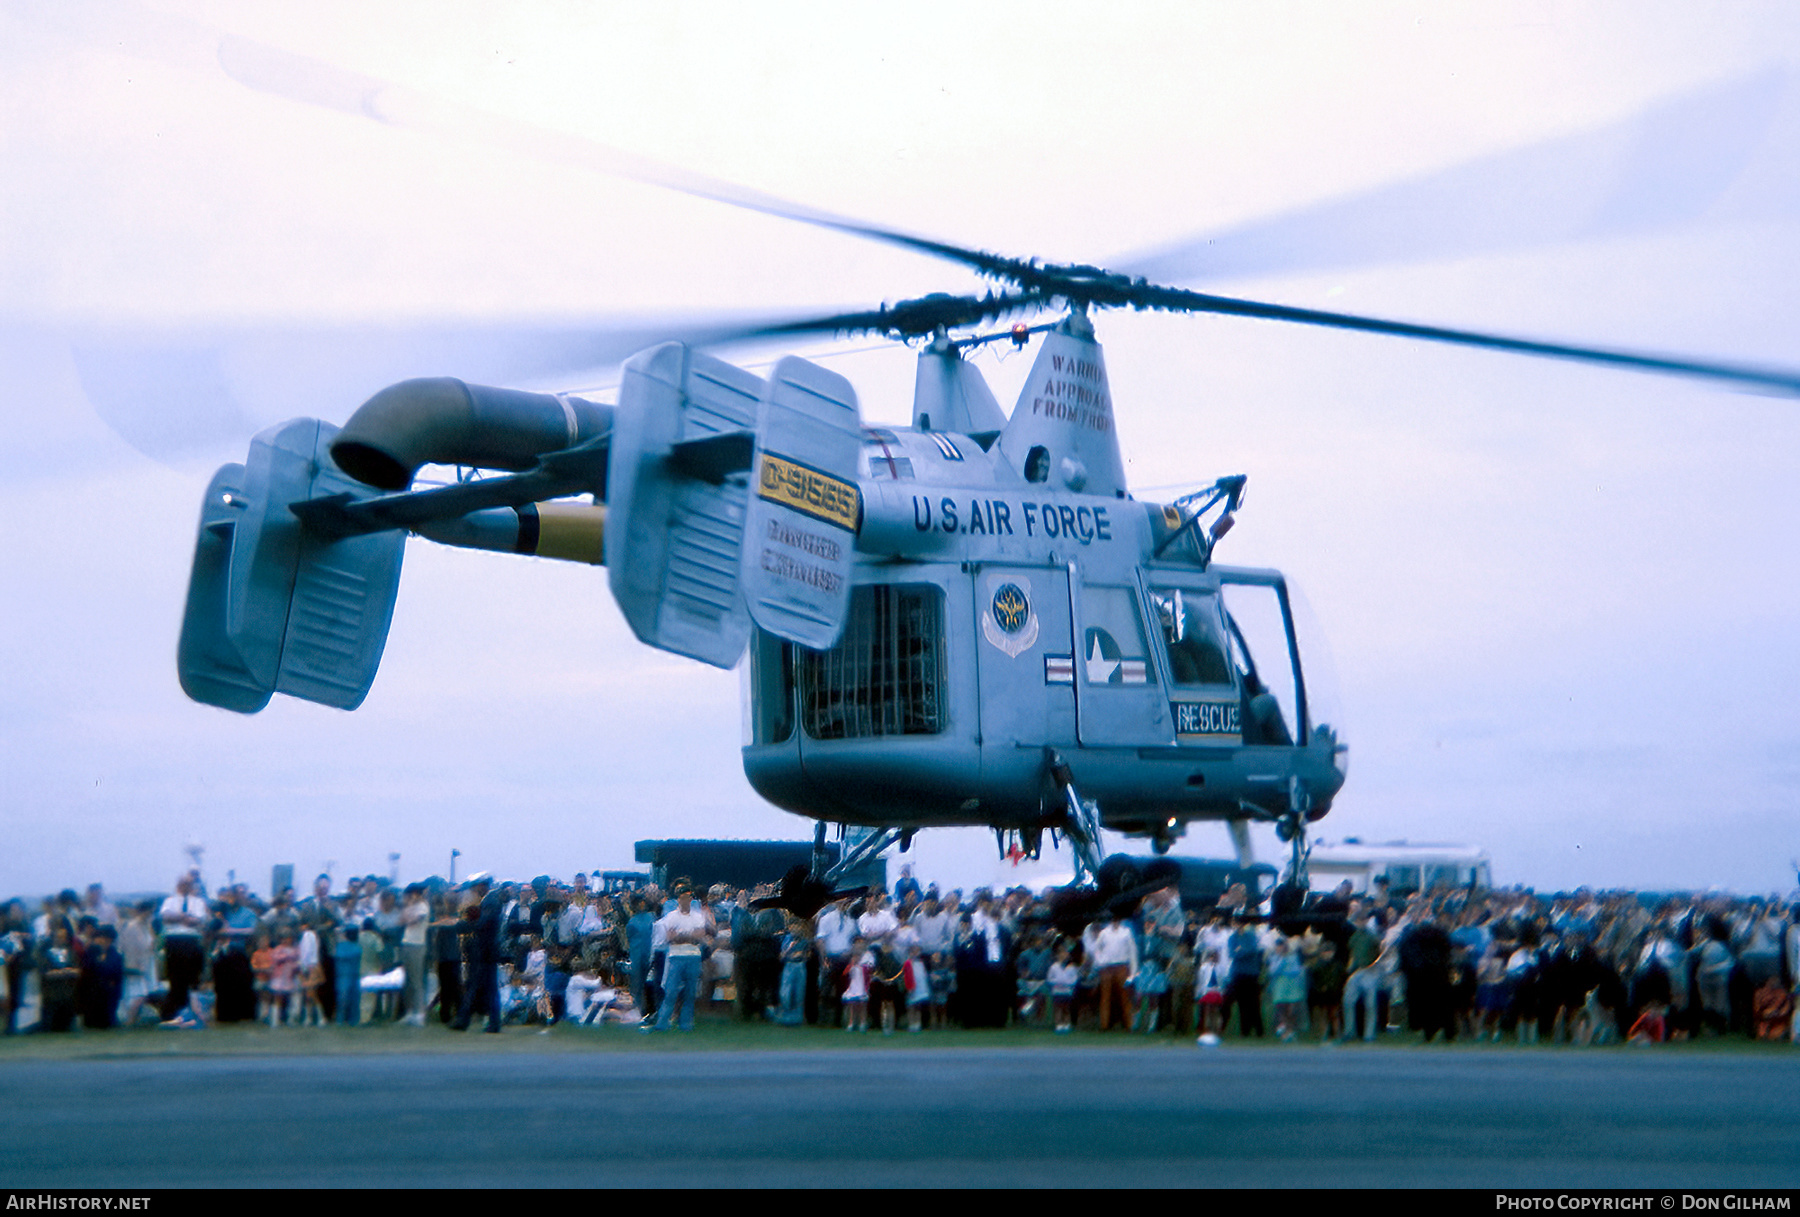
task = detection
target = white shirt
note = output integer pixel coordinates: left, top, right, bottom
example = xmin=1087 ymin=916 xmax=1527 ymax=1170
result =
xmin=857 ymin=907 xmax=898 ymax=943
xmin=159 ymin=894 xmax=208 ymax=937
xmin=1089 ymin=922 xmax=1138 ymax=973
xmin=658 ymin=906 xmax=709 ymax=957
xmin=816 ymin=907 xmax=856 ymax=956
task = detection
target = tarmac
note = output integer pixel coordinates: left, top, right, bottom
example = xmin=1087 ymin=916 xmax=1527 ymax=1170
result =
xmin=4 ymin=1038 xmax=1798 ymax=1188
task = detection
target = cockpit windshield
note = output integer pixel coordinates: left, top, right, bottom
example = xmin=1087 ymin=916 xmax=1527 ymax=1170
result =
xmin=1220 ymin=581 xmax=1301 ymax=746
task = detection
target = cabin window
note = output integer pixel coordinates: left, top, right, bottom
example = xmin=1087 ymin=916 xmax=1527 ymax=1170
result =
xmin=1079 ymin=585 xmax=1151 ymax=685
xmin=799 ymin=584 xmax=946 ymax=739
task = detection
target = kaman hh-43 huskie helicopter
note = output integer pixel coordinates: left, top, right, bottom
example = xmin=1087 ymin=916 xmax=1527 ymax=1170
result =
xmin=166 ymin=34 xmax=1800 ymax=908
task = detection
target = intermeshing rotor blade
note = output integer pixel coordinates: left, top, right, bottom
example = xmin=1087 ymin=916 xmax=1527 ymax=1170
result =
xmin=60 ymin=2 xmax=1800 ymax=420
xmin=1116 ymin=283 xmax=1800 ymax=396
xmin=82 ymin=0 xmax=1793 ymax=295
xmin=70 ymin=313 xmax=819 ymax=466
xmin=1110 ymin=69 xmax=1790 ymax=285
xmin=71 ymin=0 xmax=1011 ymax=284
xmin=744 ymin=292 xmax=1050 ymax=341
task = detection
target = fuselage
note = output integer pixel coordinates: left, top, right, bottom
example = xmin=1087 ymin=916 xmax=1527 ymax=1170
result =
xmin=741 ymin=419 xmax=1347 ymax=843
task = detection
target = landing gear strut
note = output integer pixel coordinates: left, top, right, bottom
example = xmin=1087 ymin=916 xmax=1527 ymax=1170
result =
xmin=1270 ymin=777 xmax=1313 ymax=918
xmin=1047 ymin=749 xmax=1104 ymax=883
xmin=821 ymin=825 xmax=903 ymax=888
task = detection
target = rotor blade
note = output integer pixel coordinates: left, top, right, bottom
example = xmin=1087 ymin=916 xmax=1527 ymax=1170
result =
xmin=1112 ymin=69 xmax=1790 ymax=285
xmin=67 ymin=312 xmax=819 ymax=466
xmin=69 ymin=288 xmax=1043 ymax=469
xmin=1114 ymin=283 xmax=1800 ymax=396
xmin=745 ymin=292 xmax=1050 ymax=340
xmin=218 ymin=37 xmax=1052 ymax=285
xmin=67 ymin=0 xmax=1021 ymax=285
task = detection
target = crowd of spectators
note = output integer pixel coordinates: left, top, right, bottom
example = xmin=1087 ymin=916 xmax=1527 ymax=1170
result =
xmin=4 ymin=864 xmax=1799 ymax=1047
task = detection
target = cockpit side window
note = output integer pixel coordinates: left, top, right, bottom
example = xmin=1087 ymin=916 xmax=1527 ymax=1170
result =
xmin=1148 ymin=587 xmax=1233 ymax=688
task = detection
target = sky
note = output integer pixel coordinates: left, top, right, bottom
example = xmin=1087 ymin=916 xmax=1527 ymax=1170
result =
xmin=2 ymin=0 xmax=1799 ymax=900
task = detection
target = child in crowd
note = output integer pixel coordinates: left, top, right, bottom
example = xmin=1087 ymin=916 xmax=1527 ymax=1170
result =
xmin=928 ymin=950 xmax=954 ymax=1030
xmin=359 ymin=918 xmax=388 ymax=1023
xmin=1132 ymin=953 xmax=1167 ymax=1033
xmin=1014 ymin=932 xmax=1052 ymax=1027
xmin=250 ymin=930 xmax=275 ymax=1023
xmin=1047 ymin=942 xmax=1080 ymax=1034
xmin=902 ymin=944 xmax=931 ymax=1033
xmin=500 ymin=964 xmax=531 ymax=1023
xmin=333 ymin=924 xmax=362 ymax=1025
xmin=777 ymin=918 xmax=810 ymax=1026
xmin=1474 ymin=944 xmax=1508 ymax=1042
xmin=841 ymin=937 xmax=872 ymax=1033
xmin=296 ymin=925 xmax=323 ymax=1027
xmin=1753 ymin=976 xmax=1793 ymax=1042
xmin=1195 ymin=946 xmax=1227 ymax=1043
xmin=1267 ymin=934 xmax=1306 ymax=1042
xmin=1166 ymin=942 xmax=1197 ymax=1036
xmin=1629 ymin=1001 xmax=1667 ymax=1044
xmin=539 ymin=947 xmax=572 ymax=1026
xmin=267 ymin=928 xmax=299 ymax=1027
xmin=1306 ymin=940 xmax=1345 ymax=1041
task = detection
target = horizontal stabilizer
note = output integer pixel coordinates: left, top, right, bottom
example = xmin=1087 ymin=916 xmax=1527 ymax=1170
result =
xmin=607 ymin=345 xmax=762 ymax=668
xmin=740 ymin=358 xmax=862 ymax=649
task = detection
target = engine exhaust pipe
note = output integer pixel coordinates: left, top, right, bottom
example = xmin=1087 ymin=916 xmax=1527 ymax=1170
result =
xmin=331 ymin=377 xmax=612 ymax=491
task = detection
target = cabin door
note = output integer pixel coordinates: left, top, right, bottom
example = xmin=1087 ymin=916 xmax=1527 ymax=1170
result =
xmin=969 ymin=564 xmax=1075 ymax=750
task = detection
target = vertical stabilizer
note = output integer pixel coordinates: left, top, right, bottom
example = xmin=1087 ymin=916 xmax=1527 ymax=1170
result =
xmin=997 ymin=312 xmax=1127 ymax=497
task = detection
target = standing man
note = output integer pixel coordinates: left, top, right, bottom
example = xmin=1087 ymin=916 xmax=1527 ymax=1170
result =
xmin=399 ymin=883 xmax=430 ymax=1026
xmin=454 ymin=876 xmax=503 ymax=1033
xmin=1341 ymin=898 xmax=1384 ymax=1041
xmin=1088 ymin=909 xmax=1139 ymax=1031
xmin=625 ymin=895 xmax=658 ymax=1023
xmin=80 ymin=925 xmax=125 ymax=1029
xmin=893 ymin=866 xmax=923 ymax=910
xmin=210 ymin=885 xmax=258 ymax=1023
xmin=1225 ymin=913 xmax=1267 ymax=1038
xmin=815 ymin=896 xmax=857 ymax=1027
xmin=158 ymin=874 xmax=209 ymax=1021
xmin=649 ymin=883 xmax=710 ymax=1033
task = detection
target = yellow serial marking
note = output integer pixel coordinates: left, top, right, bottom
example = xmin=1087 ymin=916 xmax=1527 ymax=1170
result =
xmin=757 ymin=453 xmax=860 ymax=532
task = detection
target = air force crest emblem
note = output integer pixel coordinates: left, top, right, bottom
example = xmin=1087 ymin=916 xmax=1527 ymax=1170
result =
xmin=981 ymin=574 xmax=1038 ymax=658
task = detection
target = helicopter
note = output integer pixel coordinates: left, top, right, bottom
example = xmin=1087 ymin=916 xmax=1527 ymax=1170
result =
xmin=28 ymin=4 xmax=1800 ymax=900
xmin=176 ymin=278 xmax=1351 ymax=889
